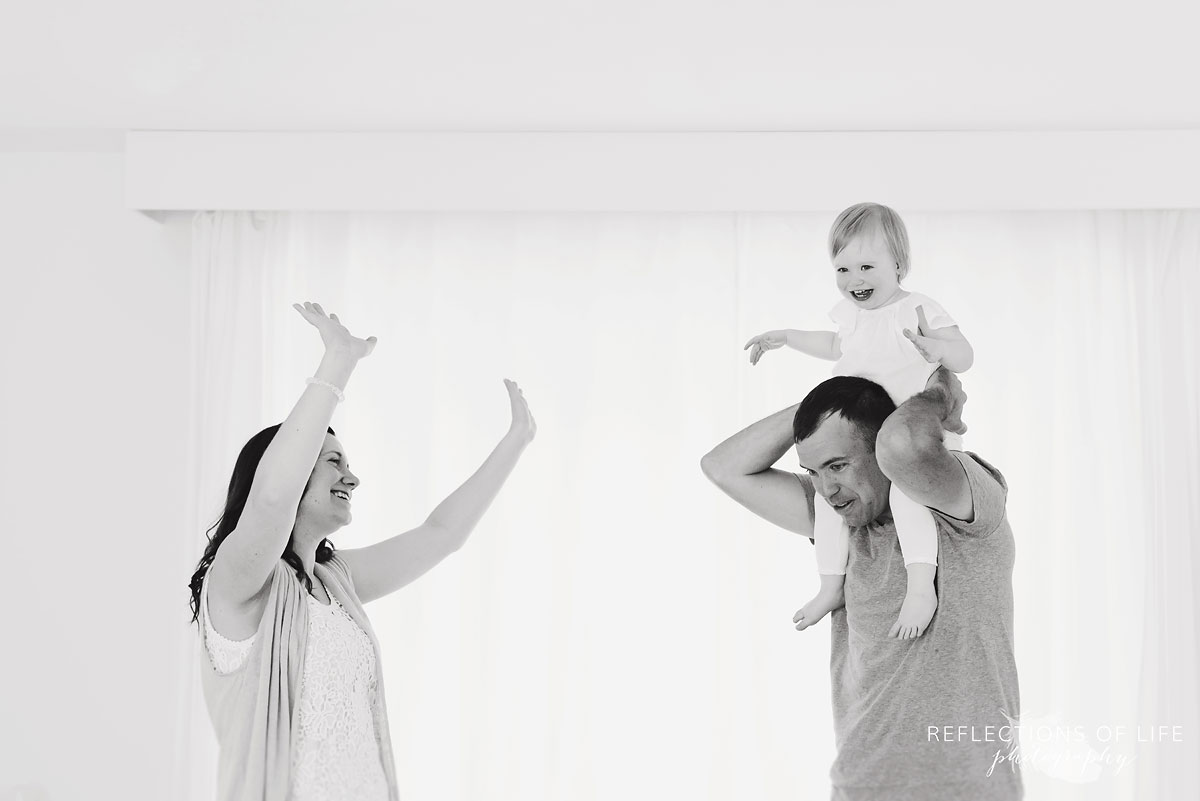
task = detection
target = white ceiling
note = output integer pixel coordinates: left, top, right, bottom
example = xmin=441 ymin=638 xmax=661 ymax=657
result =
xmin=3 ymin=1 xmax=1199 ymax=134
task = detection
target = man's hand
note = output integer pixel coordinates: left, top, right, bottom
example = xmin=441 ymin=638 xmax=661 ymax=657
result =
xmin=923 ymin=366 xmax=968 ymax=435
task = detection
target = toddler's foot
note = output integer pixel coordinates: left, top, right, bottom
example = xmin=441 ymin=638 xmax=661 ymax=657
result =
xmin=887 ymin=563 xmax=938 ymax=639
xmin=793 ymin=580 xmax=845 ymax=631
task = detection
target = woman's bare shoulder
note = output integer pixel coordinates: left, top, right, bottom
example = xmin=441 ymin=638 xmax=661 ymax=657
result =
xmin=205 ymin=554 xmax=273 ymax=641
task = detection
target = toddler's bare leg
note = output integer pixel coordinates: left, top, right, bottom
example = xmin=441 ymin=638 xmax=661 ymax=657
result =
xmin=794 ymin=573 xmax=846 ymax=631
xmin=887 ymin=484 xmax=940 ymax=639
xmin=887 ymin=562 xmax=938 ymax=639
xmin=798 ymin=493 xmax=850 ymax=631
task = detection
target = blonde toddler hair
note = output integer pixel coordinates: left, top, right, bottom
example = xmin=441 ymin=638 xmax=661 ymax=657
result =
xmin=828 ymin=202 xmax=912 ymax=281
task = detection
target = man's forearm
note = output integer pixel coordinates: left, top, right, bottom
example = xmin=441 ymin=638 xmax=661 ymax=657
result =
xmin=701 ymin=402 xmax=816 ymax=538
xmin=876 ymin=369 xmax=974 ymax=520
xmin=878 ymin=379 xmax=957 ymax=471
xmin=894 ymin=385 xmax=954 ymax=440
xmin=701 ymin=402 xmax=800 ymax=481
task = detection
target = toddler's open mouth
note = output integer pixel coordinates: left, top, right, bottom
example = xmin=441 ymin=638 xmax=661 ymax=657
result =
xmin=851 ymin=289 xmax=873 ymax=301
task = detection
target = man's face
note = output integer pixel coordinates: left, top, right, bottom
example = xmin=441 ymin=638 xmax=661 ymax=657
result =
xmin=795 ymin=413 xmax=891 ymax=527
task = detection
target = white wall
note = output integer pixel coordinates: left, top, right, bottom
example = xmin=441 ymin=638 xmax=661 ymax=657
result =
xmin=0 ymin=149 xmax=192 ymax=801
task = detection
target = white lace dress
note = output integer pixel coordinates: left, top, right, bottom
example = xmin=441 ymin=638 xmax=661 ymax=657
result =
xmin=201 ymin=573 xmax=390 ymax=801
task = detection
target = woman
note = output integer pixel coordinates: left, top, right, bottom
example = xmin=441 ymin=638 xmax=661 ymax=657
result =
xmin=187 ymin=301 xmax=536 ymax=801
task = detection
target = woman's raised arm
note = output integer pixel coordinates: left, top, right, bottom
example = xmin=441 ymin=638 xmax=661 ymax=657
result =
xmin=340 ymin=379 xmax=535 ymax=604
xmin=211 ymin=302 xmax=376 ymax=605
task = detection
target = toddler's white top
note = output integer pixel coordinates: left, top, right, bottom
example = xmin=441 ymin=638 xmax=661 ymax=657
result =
xmin=830 ymin=290 xmax=957 ymax=404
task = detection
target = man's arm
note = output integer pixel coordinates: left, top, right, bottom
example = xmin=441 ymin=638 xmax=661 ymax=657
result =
xmin=700 ymin=404 xmax=816 ymax=538
xmin=875 ymin=367 xmax=973 ymax=521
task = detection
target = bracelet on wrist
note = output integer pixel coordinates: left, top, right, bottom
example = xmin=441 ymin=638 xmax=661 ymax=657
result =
xmin=305 ymin=377 xmax=345 ymax=402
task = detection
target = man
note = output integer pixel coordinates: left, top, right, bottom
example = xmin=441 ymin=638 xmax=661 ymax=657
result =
xmin=701 ymin=369 xmax=1022 ymax=800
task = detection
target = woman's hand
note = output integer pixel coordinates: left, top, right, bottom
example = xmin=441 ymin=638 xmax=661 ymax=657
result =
xmin=293 ymin=301 xmax=377 ymax=360
xmin=744 ymin=330 xmax=787 ymax=365
xmin=504 ymin=379 xmax=537 ymax=445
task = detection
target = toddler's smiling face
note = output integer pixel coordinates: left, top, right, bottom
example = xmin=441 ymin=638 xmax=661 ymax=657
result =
xmin=833 ymin=229 xmax=903 ymax=310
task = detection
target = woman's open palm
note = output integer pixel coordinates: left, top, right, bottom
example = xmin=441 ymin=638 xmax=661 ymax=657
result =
xmin=293 ymin=301 xmax=377 ymax=359
xmin=504 ymin=379 xmax=537 ymax=444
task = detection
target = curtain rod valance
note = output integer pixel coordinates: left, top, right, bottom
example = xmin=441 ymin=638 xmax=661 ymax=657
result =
xmin=125 ymin=130 xmax=1200 ymax=212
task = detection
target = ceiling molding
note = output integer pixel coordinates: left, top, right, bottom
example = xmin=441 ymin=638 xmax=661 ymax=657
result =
xmin=125 ymin=130 xmax=1200 ymax=212
xmin=0 ymin=128 xmax=125 ymax=153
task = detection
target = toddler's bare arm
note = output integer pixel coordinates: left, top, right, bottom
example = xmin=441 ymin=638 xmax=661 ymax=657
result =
xmin=745 ymin=329 xmax=841 ymax=364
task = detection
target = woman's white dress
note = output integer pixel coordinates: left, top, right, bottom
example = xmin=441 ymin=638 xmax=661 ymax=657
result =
xmin=201 ymin=573 xmax=391 ymax=801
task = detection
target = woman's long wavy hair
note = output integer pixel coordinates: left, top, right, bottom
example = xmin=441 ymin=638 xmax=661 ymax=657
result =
xmin=188 ymin=424 xmax=337 ymax=626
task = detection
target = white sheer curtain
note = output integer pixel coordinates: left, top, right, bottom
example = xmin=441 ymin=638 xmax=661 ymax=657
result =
xmin=1117 ymin=212 xmax=1200 ymax=801
xmin=178 ymin=210 xmax=1199 ymax=801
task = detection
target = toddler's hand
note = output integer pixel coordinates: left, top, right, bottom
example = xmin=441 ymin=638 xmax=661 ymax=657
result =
xmin=744 ymin=331 xmax=787 ymax=365
xmin=903 ymin=306 xmax=946 ymax=365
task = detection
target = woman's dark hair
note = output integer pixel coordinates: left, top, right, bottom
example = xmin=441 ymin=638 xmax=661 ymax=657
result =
xmin=793 ymin=376 xmax=897 ymax=447
xmin=188 ymin=424 xmax=337 ymax=625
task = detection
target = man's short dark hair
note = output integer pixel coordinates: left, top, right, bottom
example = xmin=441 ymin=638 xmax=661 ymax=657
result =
xmin=793 ymin=376 xmax=897 ymax=447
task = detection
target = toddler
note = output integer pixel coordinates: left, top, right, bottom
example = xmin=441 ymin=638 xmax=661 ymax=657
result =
xmin=745 ymin=203 xmax=973 ymax=639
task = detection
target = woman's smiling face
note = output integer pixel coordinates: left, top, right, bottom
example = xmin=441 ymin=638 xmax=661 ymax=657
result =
xmin=833 ymin=229 xmax=903 ymax=310
xmin=297 ymin=434 xmax=359 ymax=533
